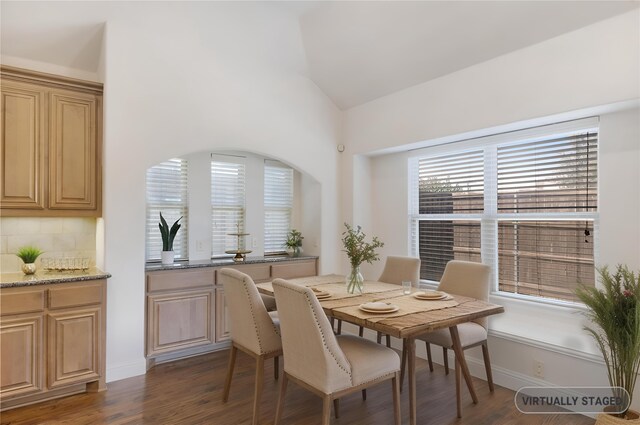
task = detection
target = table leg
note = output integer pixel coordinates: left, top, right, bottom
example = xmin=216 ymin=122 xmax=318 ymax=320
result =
xmin=407 ymin=337 xmax=417 ymax=425
xmin=449 ymin=326 xmax=478 ymax=404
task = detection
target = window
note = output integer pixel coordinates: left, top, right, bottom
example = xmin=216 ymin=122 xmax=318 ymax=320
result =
xmin=264 ymin=160 xmax=294 ymax=254
xmin=410 ymin=119 xmax=598 ymax=302
xmin=145 ymin=158 xmax=188 ymax=261
xmin=211 ymin=157 xmax=246 ymax=257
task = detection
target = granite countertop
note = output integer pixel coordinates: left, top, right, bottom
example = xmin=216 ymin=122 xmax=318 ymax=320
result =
xmin=145 ymin=255 xmax=318 ymax=272
xmin=0 ymin=267 xmax=111 ymax=288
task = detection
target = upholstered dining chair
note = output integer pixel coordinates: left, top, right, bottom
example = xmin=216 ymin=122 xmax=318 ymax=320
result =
xmin=272 ymin=278 xmax=401 ymax=425
xmin=414 ymin=260 xmax=494 ymax=417
xmin=371 ymin=256 xmax=421 ymax=346
xmin=219 ymin=268 xmax=282 ymax=425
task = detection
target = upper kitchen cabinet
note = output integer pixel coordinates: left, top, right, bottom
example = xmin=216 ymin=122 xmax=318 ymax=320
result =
xmin=0 ymin=66 xmax=103 ymax=217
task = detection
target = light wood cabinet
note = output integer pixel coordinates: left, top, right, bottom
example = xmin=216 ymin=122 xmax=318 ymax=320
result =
xmin=0 ymin=66 xmax=102 ymax=216
xmin=145 ymin=258 xmax=318 ymax=366
xmin=0 ymin=279 xmax=106 ymax=411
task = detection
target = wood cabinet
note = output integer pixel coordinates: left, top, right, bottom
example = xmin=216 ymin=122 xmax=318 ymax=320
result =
xmin=0 ymin=66 xmax=102 ymax=216
xmin=145 ymin=258 xmax=317 ymax=366
xmin=0 ymin=279 xmax=106 ymax=411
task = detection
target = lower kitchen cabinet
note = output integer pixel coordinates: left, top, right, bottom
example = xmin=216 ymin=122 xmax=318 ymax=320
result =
xmin=0 ymin=279 xmax=107 ymax=411
xmin=145 ymin=257 xmax=317 ymax=367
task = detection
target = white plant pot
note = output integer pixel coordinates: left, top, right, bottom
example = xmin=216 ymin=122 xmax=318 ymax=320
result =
xmin=161 ymin=251 xmax=175 ymax=265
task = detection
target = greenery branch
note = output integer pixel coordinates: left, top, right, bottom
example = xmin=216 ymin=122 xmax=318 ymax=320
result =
xmin=16 ymin=246 xmax=44 ymax=264
xmin=575 ymin=265 xmax=640 ymax=418
xmin=285 ymin=229 xmax=304 ymax=249
xmin=159 ymin=212 xmax=182 ymax=252
xmin=341 ymin=223 xmax=384 ymax=269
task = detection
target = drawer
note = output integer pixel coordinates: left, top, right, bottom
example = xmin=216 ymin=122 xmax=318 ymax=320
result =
xmin=147 ymin=269 xmax=214 ymax=292
xmin=219 ymin=263 xmax=271 ymax=283
xmin=271 ymin=260 xmax=317 ymax=279
xmin=0 ymin=289 xmax=45 ymax=315
xmin=48 ymin=281 xmax=104 ymax=309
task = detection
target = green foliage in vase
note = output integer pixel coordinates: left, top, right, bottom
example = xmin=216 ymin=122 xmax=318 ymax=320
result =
xmin=285 ymin=229 xmax=304 ymax=249
xmin=576 ymin=265 xmax=640 ymax=418
xmin=341 ymin=223 xmax=384 ymax=268
xmin=16 ymin=246 xmax=44 ymax=264
xmin=159 ymin=212 xmax=182 ymax=252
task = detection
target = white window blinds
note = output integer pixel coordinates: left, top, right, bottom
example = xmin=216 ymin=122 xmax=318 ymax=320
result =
xmin=410 ymin=120 xmax=599 ymax=303
xmin=264 ymin=161 xmax=294 ymax=254
xmin=145 ymin=158 xmax=188 ymax=261
xmin=211 ymin=157 xmax=246 ymax=257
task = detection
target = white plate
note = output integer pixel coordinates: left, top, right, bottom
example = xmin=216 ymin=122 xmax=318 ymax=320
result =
xmin=359 ymin=302 xmax=399 ymax=314
xmin=315 ymin=293 xmax=331 ymax=299
xmin=414 ymin=291 xmax=448 ymax=300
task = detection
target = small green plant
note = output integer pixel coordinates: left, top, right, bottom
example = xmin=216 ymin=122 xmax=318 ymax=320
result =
xmin=16 ymin=246 xmax=44 ymax=264
xmin=159 ymin=212 xmax=182 ymax=252
xmin=341 ymin=223 xmax=384 ymax=268
xmin=576 ymin=265 xmax=640 ymax=418
xmin=285 ymin=229 xmax=304 ymax=249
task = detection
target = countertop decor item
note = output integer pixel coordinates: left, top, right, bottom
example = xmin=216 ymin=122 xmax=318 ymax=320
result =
xmin=285 ymin=229 xmax=304 ymax=257
xmin=341 ymin=223 xmax=384 ymax=294
xmin=576 ymin=265 xmax=640 ymax=423
xmin=16 ymin=245 xmax=43 ymax=275
xmin=159 ymin=212 xmax=182 ymax=265
xmin=225 ymin=223 xmax=252 ymax=262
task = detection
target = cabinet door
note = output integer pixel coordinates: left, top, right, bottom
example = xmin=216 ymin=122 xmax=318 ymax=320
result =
xmin=47 ymin=307 xmax=101 ymax=389
xmin=147 ymin=289 xmax=214 ymax=356
xmin=215 ymin=288 xmax=230 ymax=343
xmin=0 ymin=81 xmax=46 ymax=209
xmin=48 ymin=89 xmax=98 ymax=210
xmin=0 ymin=314 xmax=44 ymax=398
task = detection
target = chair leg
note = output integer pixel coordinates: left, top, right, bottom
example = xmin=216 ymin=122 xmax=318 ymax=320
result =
xmin=362 ymin=389 xmax=367 ymax=400
xmin=377 ymin=331 xmax=382 ymax=344
xmin=443 ymin=347 xmax=449 ymax=375
xmin=322 ymin=394 xmax=332 ymax=425
xmin=400 ymin=339 xmax=407 ymax=392
xmin=482 ymin=342 xmax=495 ymax=392
xmin=337 ymin=319 xmax=342 ymax=335
xmin=455 ymin=356 xmax=462 ymax=418
xmin=222 ymin=345 xmax=237 ymax=402
xmin=252 ymin=356 xmax=265 ymax=425
xmin=392 ymin=372 xmax=401 ymax=425
xmin=421 ymin=341 xmax=432 ymax=372
xmin=358 ymin=326 xmax=364 ymax=337
xmin=386 ymin=334 xmax=391 ymax=348
xmin=274 ymin=373 xmax=288 ymax=425
xmin=333 ymin=398 xmax=340 ymax=419
xmin=274 ymin=356 xmax=279 ymax=380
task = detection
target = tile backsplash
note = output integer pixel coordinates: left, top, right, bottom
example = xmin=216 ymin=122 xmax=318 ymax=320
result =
xmin=0 ymin=217 xmax=96 ymax=273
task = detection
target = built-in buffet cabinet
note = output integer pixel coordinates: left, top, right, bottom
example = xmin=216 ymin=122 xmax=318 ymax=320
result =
xmin=0 ymin=66 xmax=103 ymax=216
xmin=145 ymin=257 xmax=318 ymax=368
xmin=0 ymin=277 xmax=107 ymax=411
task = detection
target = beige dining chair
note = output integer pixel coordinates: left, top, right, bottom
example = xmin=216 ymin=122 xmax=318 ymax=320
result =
xmin=271 ymin=278 xmax=401 ymax=425
xmin=219 ymin=268 xmax=282 ymax=425
xmin=414 ymin=260 xmax=494 ymax=417
xmin=372 ymin=256 xmax=421 ymax=346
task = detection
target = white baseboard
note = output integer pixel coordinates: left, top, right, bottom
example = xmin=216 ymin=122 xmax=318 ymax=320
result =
xmin=106 ymin=358 xmax=147 ymax=383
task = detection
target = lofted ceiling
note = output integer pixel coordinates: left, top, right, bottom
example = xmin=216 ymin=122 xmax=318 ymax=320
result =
xmin=1 ymin=1 xmax=638 ymax=110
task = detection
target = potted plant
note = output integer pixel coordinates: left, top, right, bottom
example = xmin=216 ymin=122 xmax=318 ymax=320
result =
xmin=341 ymin=223 xmax=384 ymax=294
xmin=16 ymin=246 xmax=44 ymax=275
xmin=576 ymin=265 xmax=640 ymax=423
xmin=159 ymin=212 xmax=182 ymax=265
xmin=285 ymin=229 xmax=304 ymax=257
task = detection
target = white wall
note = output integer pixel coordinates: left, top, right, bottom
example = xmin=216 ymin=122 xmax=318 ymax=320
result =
xmin=343 ymin=9 xmax=640 ymax=411
xmin=2 ymin=2 xmax=342 ymax=382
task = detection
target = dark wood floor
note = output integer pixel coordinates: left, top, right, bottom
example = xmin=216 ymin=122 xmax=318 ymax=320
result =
xmin=1 ymin=349 xmax=592 ymax=425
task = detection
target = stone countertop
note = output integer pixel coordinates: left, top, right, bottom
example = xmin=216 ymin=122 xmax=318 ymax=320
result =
xmin=0 ymin=267 xmax=111 ymax=288
xmin=145 ymin=255 xmax=318 ymax=272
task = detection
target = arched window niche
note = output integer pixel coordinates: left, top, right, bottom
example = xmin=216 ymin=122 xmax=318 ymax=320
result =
xmin=144 ymin=150 xmax=321 ymax=263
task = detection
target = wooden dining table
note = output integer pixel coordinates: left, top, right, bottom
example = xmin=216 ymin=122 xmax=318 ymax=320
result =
xmin=256 ymin=274 xmax=504 ymax=425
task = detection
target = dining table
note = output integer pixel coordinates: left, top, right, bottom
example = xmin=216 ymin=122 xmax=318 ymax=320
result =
xmin=256 ymin=274 xmax=505 ymax=425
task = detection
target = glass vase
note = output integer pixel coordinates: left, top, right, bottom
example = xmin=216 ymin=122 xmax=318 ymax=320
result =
xmin=346 ymin=265 xmax=364 ymax=294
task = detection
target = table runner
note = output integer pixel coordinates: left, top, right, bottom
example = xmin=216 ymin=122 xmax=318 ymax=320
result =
xmin=332 ymin=293 xmax=458 ymax=322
